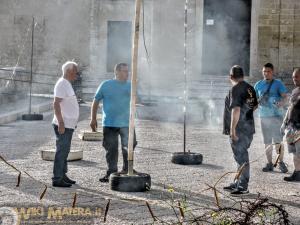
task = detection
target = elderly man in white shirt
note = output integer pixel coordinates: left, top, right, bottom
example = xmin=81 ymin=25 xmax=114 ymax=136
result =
xmin=52 ymin=61 xmax=79 ymax=187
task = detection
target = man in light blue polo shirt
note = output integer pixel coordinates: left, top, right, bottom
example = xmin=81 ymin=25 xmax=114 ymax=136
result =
xmin=254 ymin=63 xmax=288 ymax=173
xmin=90 ymin=63 xmax=137 ymax=182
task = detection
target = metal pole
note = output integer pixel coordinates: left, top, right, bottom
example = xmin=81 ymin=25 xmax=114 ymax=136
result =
xmin=277 ymin=0 xmax=281 ymax=73
xmin=183 ymin=0 xmax=188 ymax=153
xmin=128 ymin=0 xmax=142 ymax=176
xmin=29 ymin=17 xmax=34 ymax=114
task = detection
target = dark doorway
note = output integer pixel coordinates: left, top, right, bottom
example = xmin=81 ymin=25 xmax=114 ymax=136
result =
xmin=107 ymin=21 xmax=132 ymax=72
xmin=202 ymin=0 xmax=251 ymax=75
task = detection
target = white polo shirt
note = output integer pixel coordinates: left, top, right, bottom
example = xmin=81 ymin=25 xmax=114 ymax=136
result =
xmin=52 ymin=77 xmax=79 ymax=129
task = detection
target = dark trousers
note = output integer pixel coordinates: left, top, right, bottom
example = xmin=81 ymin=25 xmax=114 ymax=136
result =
xmin=52 ymin=124 xmax=74 ymax=181
xmin=229 ymin=132 xmax=253 ymax=189
xmin=103 ymin=127 xmax=137 ymax=176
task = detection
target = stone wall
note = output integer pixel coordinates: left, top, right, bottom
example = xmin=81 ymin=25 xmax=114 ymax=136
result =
xmin=252 ymin=0 xmax=300 ymax=89
xmin=0 ymin=68 xmax=30 ymax=104
xmin=85 ymin=0 xmax=153 ymax=101
xmin=0 ymin=0 xmax=300 ymax=102
xmin=0 ymin=0 xmax=91 ymax=96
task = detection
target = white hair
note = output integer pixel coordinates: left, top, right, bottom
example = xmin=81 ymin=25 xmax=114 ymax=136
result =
xmin=62 ymin=61 xmax=78 ymax=76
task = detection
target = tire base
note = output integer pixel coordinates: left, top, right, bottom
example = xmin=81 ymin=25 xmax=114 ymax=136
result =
xmin=22 ymin=114 xmax=43 ymax=121
xmin=171 ymin=152 xmax=203 ymax=165
xmin=110 ymin=172 xmax=151 ymax=192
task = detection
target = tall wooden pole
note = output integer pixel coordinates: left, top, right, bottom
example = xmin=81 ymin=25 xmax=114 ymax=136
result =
xmin=128 ymin=0 xmax=142 ymax=176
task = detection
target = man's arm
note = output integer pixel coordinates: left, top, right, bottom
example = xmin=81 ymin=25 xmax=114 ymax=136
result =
xmin=53 ymin=97 xmax=65 ymax=134
xmin=90 ymin=99 xmax=100 ymax=132
xmin=253 ymin=89 xmax=259 ymax=111
xmin=277 ymin=80 xmax=289 ymax=107
xmin=282 ymin=102 xmax=291 ymax=126
xmin=230 ymin=106 xmax=240 ymax=141
xmin=276 ymin=92 xmax=288 ymax=108
xmin=280 ymin=105 xmax=291 ymax=135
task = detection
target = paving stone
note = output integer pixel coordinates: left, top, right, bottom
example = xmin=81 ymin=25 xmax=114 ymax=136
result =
xmin=0 ymin=105 xmax=299 ymax=224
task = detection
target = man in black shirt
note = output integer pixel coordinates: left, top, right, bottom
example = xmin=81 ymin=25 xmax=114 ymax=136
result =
xmin=223 ymin=65 xmax=258 ymax=195
xmin=281 ymin=68 xmax=300 ymax=181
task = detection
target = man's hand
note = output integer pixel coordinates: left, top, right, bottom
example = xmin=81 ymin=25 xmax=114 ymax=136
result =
xmin=230 ymin=107 xmax=240 ymax=142
xmin=276 ymin=93 xmax=288 ymax=108
xmin=90 ymin=100 xmax=99 ymax=132
xmin=90 ymin=119 xmax=97 ymax=132
xmin=230 ymin=129 xmax=239 ymax=142
xmin=58 ymin=122 xmax=65 ymax=134
xmin=274 ymin=100 xmax=285 ymax=108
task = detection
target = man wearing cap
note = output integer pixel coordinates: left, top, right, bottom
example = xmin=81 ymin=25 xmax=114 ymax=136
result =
xmin=223 ymin=65 xmax=258 ymax=195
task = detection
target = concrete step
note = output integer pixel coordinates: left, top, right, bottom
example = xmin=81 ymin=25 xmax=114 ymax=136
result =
xmin=0 ymin=97 xmax=52 ymax=125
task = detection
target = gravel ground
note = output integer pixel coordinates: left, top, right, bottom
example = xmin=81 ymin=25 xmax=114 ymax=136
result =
xmin=0 ymin=104 xmax=299 ymax=224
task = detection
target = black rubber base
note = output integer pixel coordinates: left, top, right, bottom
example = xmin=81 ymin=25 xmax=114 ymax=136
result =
xmin=110 ymin=172 xmax=151 ymax=192
xmin=171 ymin=152 xmax=203 ymax=165
xmin=22 ymin=114 xmax=43 ymax=121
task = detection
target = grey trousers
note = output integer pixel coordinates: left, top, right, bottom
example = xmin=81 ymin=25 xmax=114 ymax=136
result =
xmin=102 ymin=127 xmax=137 ymax=176
xmin=229 ymin=133 xmax=253 ymax=189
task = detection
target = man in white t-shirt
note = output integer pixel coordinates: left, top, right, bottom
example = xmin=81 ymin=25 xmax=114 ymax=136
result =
xmin=52 ymin=61 xmax=79 ymax=187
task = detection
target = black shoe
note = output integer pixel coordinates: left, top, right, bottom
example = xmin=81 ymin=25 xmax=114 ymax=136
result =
xmin=278 ymin=162 xmax=288 ymax=173
xmin=230 ymin=187 xmax=249 ymax=195
xmin=223 ymin=183 xmax=236 ymax=192
xmin=262 ymin=163 xmax=274 ymax=172
xmin=52 ymin=179 xmax=72 ymax=187
xmin=284 ymin=171 xmax=300 ymax=182
xmin=99 ymin=175 xmax=109 ymax=183
xmin=63 ymin=175 xmax=76 ymax=184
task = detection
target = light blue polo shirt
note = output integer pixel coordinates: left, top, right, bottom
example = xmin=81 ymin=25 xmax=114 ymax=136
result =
xmin=94 ymin=79 xmax=131 ymax=127
xmin=254 ymin=79 xmax=288 ymax=117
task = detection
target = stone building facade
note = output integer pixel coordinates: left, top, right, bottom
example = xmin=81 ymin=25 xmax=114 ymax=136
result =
xmin=0 ymin=0 xmax=299 ymax=102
